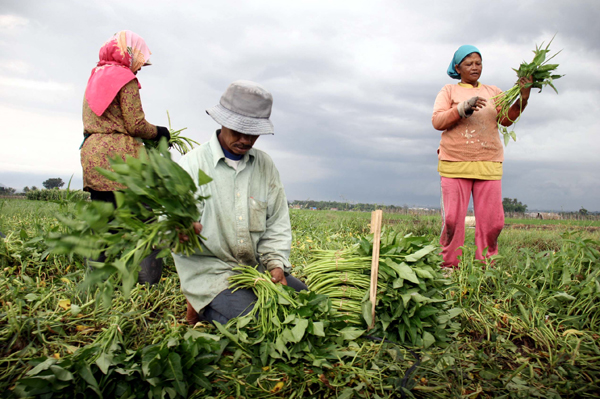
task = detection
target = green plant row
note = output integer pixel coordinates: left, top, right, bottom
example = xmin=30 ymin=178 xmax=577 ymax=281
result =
xmin=25 ymin=189 xmax=90 ymax=202
xmin=3 ymin=201 xmax=600 ymax=398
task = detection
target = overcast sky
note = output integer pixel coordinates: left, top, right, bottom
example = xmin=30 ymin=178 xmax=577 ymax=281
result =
xmin=1 ymin=0 xmax=599 ymax=211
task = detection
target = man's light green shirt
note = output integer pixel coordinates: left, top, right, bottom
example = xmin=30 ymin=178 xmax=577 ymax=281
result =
xmin=173 ymin=131 xmax=291 ymax=313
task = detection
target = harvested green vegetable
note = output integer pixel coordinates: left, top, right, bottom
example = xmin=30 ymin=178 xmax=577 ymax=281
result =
xmin=222 ymin=265 xmax=366 ymax=368
xmin=228 ymin=266 xmax=297 ymax=336
xmin=48 ymin=139 xmax=212 ymax=301
xmin=495 ymin=37 xmax=563 ymax=146
xmin=144 ymin=111 xmax=200 ymax=155
xmin=15 ymin=319 xmax=223 ymax=398
xmin=305 ymin=230 xmax=461 ymax=348
xmin=304 ymin=250 xmax=380 ymax=323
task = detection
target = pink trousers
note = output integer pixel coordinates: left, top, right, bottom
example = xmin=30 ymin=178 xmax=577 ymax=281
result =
xmin=440 ymin=177 xmax=504 ymax=268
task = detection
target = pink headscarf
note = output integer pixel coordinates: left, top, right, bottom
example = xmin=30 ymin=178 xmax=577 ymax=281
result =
xmin=85 ymin=30 xmax=152 ymax=116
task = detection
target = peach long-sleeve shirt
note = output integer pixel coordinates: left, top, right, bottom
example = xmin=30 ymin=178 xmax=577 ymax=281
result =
xmin=432 ymin=83 xmax=504 ymax=163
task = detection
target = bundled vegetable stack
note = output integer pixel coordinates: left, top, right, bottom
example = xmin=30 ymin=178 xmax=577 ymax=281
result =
xmin=496 ymin=37 xmax=563 ymax=146
xmin=304 ymin=249 xmax=381 ymax=323
xmin=143 ymin=111 xmax=200 ymax=155
xmin=304 ymin=230 xmax=461 ymax=348
xmin=48 ymin=139 xmax=212 ymax=302
xmin=228 ymin=266 xmax=299 ymax=337
xmin=218 ymin=265 xmax=366 ymax=372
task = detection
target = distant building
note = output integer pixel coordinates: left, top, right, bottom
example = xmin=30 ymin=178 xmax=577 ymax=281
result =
xmin=535 ymin=212 xmax=561 ymax=220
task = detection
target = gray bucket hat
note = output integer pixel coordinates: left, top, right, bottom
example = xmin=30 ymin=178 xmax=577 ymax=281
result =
xmin=206 ymin=80 xmax=274 ymax=135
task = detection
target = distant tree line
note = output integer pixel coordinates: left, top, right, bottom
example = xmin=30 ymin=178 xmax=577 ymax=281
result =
xmin=0 ymin=186 xmax=17 ymax=195
xmin=502 ymin=198 xmax=528 ymax=213
xmin=288 ymin=200 xmax=431 ymax=213
xmin=0 ymin=177 xmax=66 ymax=196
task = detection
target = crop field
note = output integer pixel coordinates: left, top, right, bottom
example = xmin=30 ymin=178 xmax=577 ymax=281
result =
xmin=1 ymin=198 xmax=600 ymax=398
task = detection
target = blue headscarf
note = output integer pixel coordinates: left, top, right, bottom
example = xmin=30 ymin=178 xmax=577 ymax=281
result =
xmin=447 ymin=45 xmax=481 ymax=79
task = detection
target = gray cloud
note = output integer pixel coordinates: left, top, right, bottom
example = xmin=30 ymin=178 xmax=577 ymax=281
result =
xmin=1 ymin=0 xmax=599 ymax=212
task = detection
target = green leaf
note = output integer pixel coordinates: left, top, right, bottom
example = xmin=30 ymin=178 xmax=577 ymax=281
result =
xmin=49 ymin=365 xmax=74 ymax=382
xmin=95 ymin=352 xmax=114 ymax=375
xmin=259 ymin=341 xmax=269 ymax=366
xmin=26 ymin=357 xmax=57 ymax=376
xmin=164 ymin=387 xmax=177 ymax=398
xmin=532 ymin=50 xmax=546 ymax=65
xmin=422 ymin=331 xmax=436 ymax=348
xmin=405 ymin=245 xmax=436 ymax=262
xmin=237 ymin=314 xmax=253 ymax=329
xmin=275 ymin=336 xmax=290 ymax=357
xmin=339 ymin=327 xmax=365 ymax=341
xmin=338 ymin=388 xmax=356 ymax=399
xmin=78 ymin=364 xmax=101 ymax=395
xmin=401 ymin=293 xmax=412 ymax=308
xmin=24 ymin=293 xmax=39 ymax=301
xmin=196 ymin=168 xmax=213 ymax=186
xmin=414 ymin=268 xmax=434 ymax=279
xmin=552 ymin=292 xmax=576 ymax=301
xmin=290 ymin=319 xmax=309 ymax=342
xmin=408 ymin=325 xmax=417 ymax=344
xmin=95 ymin=166 xmax=119 ymax=182
xmin=509 ymin=283 xmax=535 ymax=299
xmin=396 ymin=263 xmax=420 ymax=285
xmin=309 ymin=321 xmax=325 ymax=337
xmin=479 ymin=370 xmax=498 ymax=380
xmin=164 ymin=352 xmax=186 ymax=397
xmin=417 ymin=306 xmax=439 ymax=319
xmin=361 ymin=300 xmax=373 ymax=327
xmin=141 ymin=346 xmax=163 ymax=378
xmin=359 ymin=238 xmax=372 ymax=255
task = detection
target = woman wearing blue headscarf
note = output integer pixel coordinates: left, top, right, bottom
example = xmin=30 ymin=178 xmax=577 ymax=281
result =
xmin=432 ymin=45 xmax=533 ymax=269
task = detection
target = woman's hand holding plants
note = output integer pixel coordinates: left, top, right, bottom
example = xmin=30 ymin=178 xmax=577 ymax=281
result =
xmin=519 ymin=76 xmax=533 ymax=101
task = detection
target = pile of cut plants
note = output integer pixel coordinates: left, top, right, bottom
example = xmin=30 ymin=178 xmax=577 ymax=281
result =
xmin=304 ymin=229 xmax=462 ymax=348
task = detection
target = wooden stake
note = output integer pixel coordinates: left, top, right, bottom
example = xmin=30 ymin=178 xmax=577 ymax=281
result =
xmin=369 ymin=210 xmax=383 ymax=330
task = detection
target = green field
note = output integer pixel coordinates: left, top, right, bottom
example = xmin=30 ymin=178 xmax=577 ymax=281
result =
xmin=1 ymin=199 xmax=600 ymax=398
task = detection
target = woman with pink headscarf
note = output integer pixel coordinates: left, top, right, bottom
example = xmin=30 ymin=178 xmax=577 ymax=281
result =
xmin=80 ymin=30 xmax=169 ymax=284
xmin=80 ymin=30 xmax=170 ymax=205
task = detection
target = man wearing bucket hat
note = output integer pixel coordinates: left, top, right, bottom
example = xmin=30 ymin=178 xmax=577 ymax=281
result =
xmin=173 ymin=80 xmax=307 ymax=325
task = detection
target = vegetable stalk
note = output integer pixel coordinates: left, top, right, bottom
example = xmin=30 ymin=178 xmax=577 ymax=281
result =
xmin=494 ymin=36 xmax=563 ymax=146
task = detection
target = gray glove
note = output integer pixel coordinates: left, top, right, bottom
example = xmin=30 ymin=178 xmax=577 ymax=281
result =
xmin=457 ymin=96 xmax=479 ymax=118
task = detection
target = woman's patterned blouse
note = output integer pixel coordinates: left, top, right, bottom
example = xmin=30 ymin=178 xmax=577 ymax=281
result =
xmin=80 ymin=79 xmax=157 ymax=191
